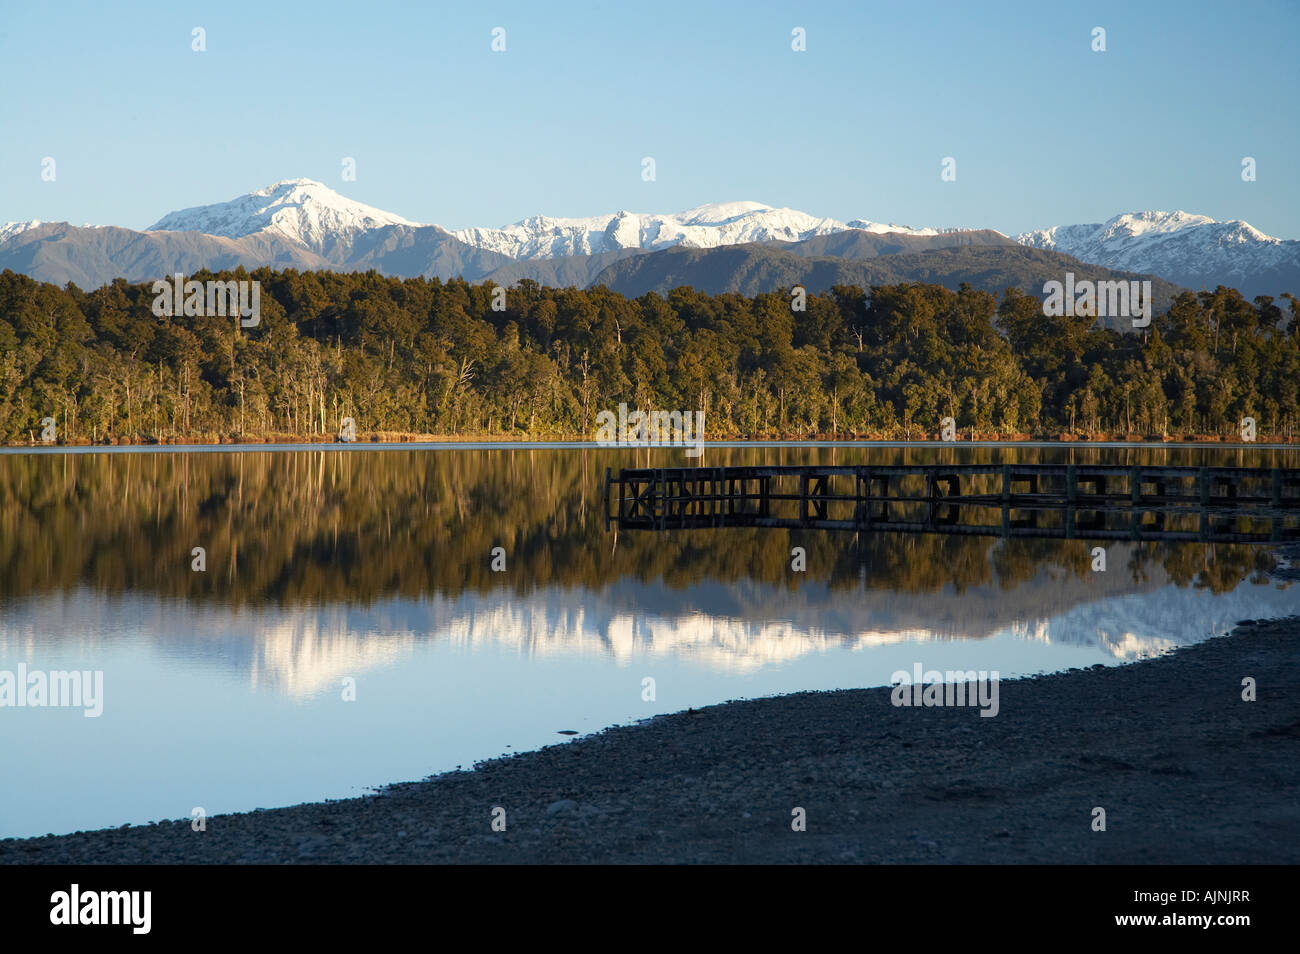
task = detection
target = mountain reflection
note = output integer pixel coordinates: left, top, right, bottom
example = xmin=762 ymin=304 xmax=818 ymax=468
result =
xmin=4 ymin=568 xmax=1296 ymax=694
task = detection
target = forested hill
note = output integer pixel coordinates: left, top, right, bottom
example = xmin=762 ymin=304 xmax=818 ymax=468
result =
xmin=472 ymin=228 xmax=1023 ymax=293
xmin=0 ymin=267 xmax=1296 ymax=444
xmin=589 ymin=243 xmax=1184 ymax=309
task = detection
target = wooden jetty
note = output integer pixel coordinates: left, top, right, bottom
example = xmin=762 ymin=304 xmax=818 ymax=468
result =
xmin=603 ymin=464 xmax=1300 ymax=543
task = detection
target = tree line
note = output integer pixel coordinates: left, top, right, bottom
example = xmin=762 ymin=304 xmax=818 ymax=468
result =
xmin=1 ymin=267 xmax=1297 ymax=443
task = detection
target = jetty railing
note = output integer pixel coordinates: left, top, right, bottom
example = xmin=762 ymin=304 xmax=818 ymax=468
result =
xmin=603 ymin=464 xmax=1300 ymax=543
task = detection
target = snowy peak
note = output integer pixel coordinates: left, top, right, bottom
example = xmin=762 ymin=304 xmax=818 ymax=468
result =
xmin=846 ymin=218 xmax=942 ymax=236
xmin=1016 ymin=211 xmax=1297 ymax=295
xmin=674 ymin=200 xmax=775 ymax=224
xmin=147 ymin=178 xmax=418 ymax=255
xmin=1018 ymin=210 xmax=1280 ymax=252
xmin=1103 ymin=210 xmax=1218 ymax=238
xmin=0 ymin=220 xmax=44 ymax=242
xmin=449 ymin=201 xmax=943 ymax=259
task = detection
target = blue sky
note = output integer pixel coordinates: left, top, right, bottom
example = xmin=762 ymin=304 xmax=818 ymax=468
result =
xmin=1 ymin=0 xmax=1296 ymax=237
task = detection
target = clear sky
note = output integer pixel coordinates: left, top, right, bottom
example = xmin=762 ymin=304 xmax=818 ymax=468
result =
xmin=1 ymin=0 xmax=1296 ymax=238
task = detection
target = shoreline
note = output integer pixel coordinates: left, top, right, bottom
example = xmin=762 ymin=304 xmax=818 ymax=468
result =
xmin=4 ymin=616 xmax=1296 ymax=864
xmin=5 ymin=437 xmax=1300 ymax=455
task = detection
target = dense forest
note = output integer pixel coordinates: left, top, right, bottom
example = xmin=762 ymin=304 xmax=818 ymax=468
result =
xmin=0 ymin=267 xmax=1297 ymax=444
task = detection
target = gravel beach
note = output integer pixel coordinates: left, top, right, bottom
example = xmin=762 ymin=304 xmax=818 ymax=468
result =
xmin=3 ymin=616 xmax=1297 ymax=865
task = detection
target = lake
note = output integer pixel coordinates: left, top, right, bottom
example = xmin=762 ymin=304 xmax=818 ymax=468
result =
xmin=1 ymin=442 xmax=1297 ymax=838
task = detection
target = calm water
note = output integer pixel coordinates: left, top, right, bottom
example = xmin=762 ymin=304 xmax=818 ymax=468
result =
xmin=2 ymin=442 xmax=1297 ymax=838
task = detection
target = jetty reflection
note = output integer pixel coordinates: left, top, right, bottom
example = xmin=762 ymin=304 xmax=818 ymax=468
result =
xmin=606 ymin=464 xmax=1300 ymax=543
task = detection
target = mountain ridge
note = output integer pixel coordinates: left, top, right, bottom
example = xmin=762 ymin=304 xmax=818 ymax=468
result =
xmin=3 ymin=179 xmax=1293 ymax=298
xmin=1017 ymin=211 xmax=1300 ymax=299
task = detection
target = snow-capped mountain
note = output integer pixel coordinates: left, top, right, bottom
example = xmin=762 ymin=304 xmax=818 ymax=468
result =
xmin=138 ymin=179 xmax=960 ymax=260
xmin=1017 ymin=211 xmax=1300 ymax=299
xmin=0 ymin=220 xmax=43 ymax=243
xmin=5 ymin=179 xmax=1294 ymax=298
xmin=449 ymin=201 xmax=944 ymax=259
xmin=147 ymin=178 xmax=418 ymax=256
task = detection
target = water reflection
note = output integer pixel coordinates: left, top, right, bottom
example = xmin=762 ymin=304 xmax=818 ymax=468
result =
xmin=3 ymin=567 xmax=1297 ymax=697
xmin=1 ymin=445 xmax=1297 ymax=838
xmin=1 ymin=444 xmax=1292 ymax=607
xmin=1 ymin=444 xmax=1296 ymax=681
